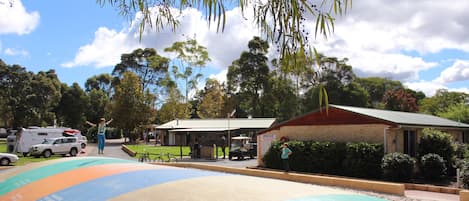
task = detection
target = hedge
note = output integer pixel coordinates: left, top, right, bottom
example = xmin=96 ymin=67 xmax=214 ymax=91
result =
xmin=262 ymin=140 xmax=383 ymax=179
xmin=382 ymin=152 xmax=415 ymax=182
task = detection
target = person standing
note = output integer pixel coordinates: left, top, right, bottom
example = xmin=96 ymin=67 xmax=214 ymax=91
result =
xmin=221 ymin=135 xmax=227 ymax=159
xmin=281 ymin=143 xmax=293 ymax=172
xmin=86 ymin=118 xmax=113 ymax=154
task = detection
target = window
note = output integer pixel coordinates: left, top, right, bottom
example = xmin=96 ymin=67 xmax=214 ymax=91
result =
xmin=403 ymin=130 xmax=417 ymax=157
xmin=463 ymin=132 xmax=469 ymax=144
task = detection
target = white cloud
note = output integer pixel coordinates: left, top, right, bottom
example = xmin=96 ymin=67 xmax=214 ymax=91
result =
xmin=209 ymin=69 xmax=228 ymax=85
xmin=66 ymin=1 xmax=469 ymax=96
xmin=434 ymin=60 xmax=469 ymax=84
xmin=404 ymin=81 xmax=447 ymax=97
xmin=62 ymin=27 xmax=141 ymax=68
xmin=64 ymin=7 xmax=259 ymax=69
xmin=4 ymin=47 xmax=29 ymax=56
xmin=0 ymin=0 xmax=39 ymax=35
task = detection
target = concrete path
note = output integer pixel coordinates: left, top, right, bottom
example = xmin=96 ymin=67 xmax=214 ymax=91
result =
xmin=80 ymin=138 xmax=134 ymax=160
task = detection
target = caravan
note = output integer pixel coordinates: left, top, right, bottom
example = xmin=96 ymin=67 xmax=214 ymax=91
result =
xmin=7 ymin=127 xmax=82 ymax=156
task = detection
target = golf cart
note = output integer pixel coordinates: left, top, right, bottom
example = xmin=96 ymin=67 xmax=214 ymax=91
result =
xmin=228 ymin=136 xmax=256 ymax=160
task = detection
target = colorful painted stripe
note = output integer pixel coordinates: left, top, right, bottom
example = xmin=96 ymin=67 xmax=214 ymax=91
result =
xmin=0 ymin=157 xmax=133 ymax=195
xmin=2 ymin=163 xmax=165 ymax=201
xmin=38 ymin=168 xmax=226 ymax=201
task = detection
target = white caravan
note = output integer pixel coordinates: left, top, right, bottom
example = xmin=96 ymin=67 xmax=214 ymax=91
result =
xmin=6 ymin=127 xmax=82 ymax=156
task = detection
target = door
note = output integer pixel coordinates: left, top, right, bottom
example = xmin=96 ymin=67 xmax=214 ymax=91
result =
xmin=54 ymin=139 xmax=66 ymax=153
xmin=403 ymin=130 xmax=417 ymax=157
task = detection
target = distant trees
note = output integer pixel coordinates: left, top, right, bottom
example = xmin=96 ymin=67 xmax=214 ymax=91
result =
xmin=110 ymin=72 xmax=155 ymax=142
xmin=382 ymin=88 xmax=419 ymax=112
xmin=165 ymin=38 xmax=210 ymax=103
xmin=227 ymin=36 xmax=270 ymax=117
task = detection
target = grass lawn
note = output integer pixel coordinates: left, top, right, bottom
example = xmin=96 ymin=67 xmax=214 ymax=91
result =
xmin=0 ymin=140 xmax=63 ymax=166
xmin=126 ymin=144 xmax=230 ymax=160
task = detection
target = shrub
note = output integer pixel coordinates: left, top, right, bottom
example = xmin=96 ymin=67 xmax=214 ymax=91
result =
xmin=342 ymin=142 xmax=384 ymax=179
xmin=381 ymin=152 xmax=415 ymax=182
xmin=420 ymin=153 xmax=447 ymax=180
xmin=287 ymin=140 xmax=312 ymax=172
xmin=418 ymin=128 xmax=455 ymax=168
xmin=309 ymin=141 xmax=346 ymax=175
xmin=262 ymin=141 xmax=283 ymax=169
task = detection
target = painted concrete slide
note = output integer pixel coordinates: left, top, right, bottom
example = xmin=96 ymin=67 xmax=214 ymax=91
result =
xmin=0 ymin=157 xmax=387 ymax=201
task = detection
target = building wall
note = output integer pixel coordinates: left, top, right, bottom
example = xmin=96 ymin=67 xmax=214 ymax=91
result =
xmin=257 ymin=124 xmax=390 ymax=165
xmin=257 ymin=124 xmax=468 ymax=165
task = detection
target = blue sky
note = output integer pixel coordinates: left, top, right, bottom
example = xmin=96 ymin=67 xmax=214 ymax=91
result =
xmin=1 ymin=0 xmax=469 ymax=96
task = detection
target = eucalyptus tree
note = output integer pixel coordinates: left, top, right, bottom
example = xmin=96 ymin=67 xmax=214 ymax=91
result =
xmin=301 ymin=55 xmax=369 ymax=111
xmin=85 ymin=73 xmax=112 ymax=95
xmin=111 ymin=72 xmax=156 ymax=142
xmin=227 ymin=36 xmax=270 ymax=116
xmin=55 ymin=83 xmax=88 ymax=129
xmin=164 ymin=38 xmax=210 ymax=102
xmin=196 ymin=78 xmax=225 ymax=118
xmin=113 ymin=48 xmax=170 ymax=93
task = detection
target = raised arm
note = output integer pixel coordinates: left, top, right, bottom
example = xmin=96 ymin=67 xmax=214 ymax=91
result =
xmin=85 ymin=121 xmax=96 ymax=127
xmin=106 ymin=118 xmax=113 ymax=125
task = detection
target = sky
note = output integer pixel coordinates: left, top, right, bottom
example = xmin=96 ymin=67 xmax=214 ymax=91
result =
xmin=1 ymin=0 xmax=469 ymax=97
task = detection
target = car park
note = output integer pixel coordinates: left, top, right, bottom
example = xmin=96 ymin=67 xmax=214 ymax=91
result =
xmin=0 ymin=153 xmax=19 ymax=166
xmin=30 ymin=137 xmax=81 ymax=158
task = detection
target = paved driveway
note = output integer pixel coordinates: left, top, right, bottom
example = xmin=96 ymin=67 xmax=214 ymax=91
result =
xmin=81 ymin=138 xmax=134 ymax=161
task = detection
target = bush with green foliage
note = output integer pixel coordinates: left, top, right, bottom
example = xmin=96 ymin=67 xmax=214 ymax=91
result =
xmin=342 ymin=142 xmax=384 ymax=179
xmin=418 ymin=128 xmax=455 ymax=168
xmin=262 ymin=141 xmax=283 ymax=169
xmin=309 ymin=141 xmax=346 ymax=175
xmin=381 ymin=152 xmax=415 ymax=182
xmin=420 ymin=153 xmax=447 ymax=180
xmin=262 ymin=140 xmax=383 ymax=179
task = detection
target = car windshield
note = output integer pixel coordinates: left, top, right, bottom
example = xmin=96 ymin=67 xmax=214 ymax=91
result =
xmin=42 ymin=138 xmax=55 ymax=144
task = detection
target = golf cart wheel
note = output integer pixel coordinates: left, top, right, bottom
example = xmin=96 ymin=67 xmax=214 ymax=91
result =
xmin=228 ymin=155 xmax=232 ymax=160
xmin=81 ymin=143 xmax=86 ymax=149
xmin=22 ymin=152 xmax=28 ymax=157
xmin=43 ymin=150 xmax=52 ymax=158
xmin=0 ymin=158 xmax=10 ymax=166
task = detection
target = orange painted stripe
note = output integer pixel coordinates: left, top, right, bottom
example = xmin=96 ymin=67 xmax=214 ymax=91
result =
xmin=3 ymin=163 xmax=167 ymax=201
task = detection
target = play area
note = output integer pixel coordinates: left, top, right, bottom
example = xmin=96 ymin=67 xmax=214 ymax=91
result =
xmin=0 ymin=157 xmax=386 ymax=201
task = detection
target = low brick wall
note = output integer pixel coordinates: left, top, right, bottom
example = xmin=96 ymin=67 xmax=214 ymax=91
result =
xmin=405 ymin=183 xmax=461 ymax=194
xmin=158 ymin=162 xmax=405 ymax=196
xmin=460 ymin=190 xmax=469 ymax=201
xmin=121 ymin=145 xmax=136 ymax=157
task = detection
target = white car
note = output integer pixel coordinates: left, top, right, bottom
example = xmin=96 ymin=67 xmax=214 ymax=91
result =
xmin=30 ymin=137 xmax=81 ymax=158
xmin=80 ymin=136 xmax=87 ymax=149
xmin=0 ymin=153 xmax=19 ymax=166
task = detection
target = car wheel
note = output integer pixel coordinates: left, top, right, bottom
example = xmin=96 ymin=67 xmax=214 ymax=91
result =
xmin=81 ymin=143 xmax=86 ymax=149
xmin=0 ymin=158 xmax=10 ymax=166
xmin=70 ymin=148 xmax=78 ymax=157
xmin=43 ymin=150 xmax=52 ymax=158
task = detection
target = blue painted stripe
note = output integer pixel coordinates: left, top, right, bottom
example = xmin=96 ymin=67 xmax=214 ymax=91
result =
xmin=38 ymin=168 xmax=227 ymax=201
xmin=286 ymin=194 xmax=387 ymax=201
